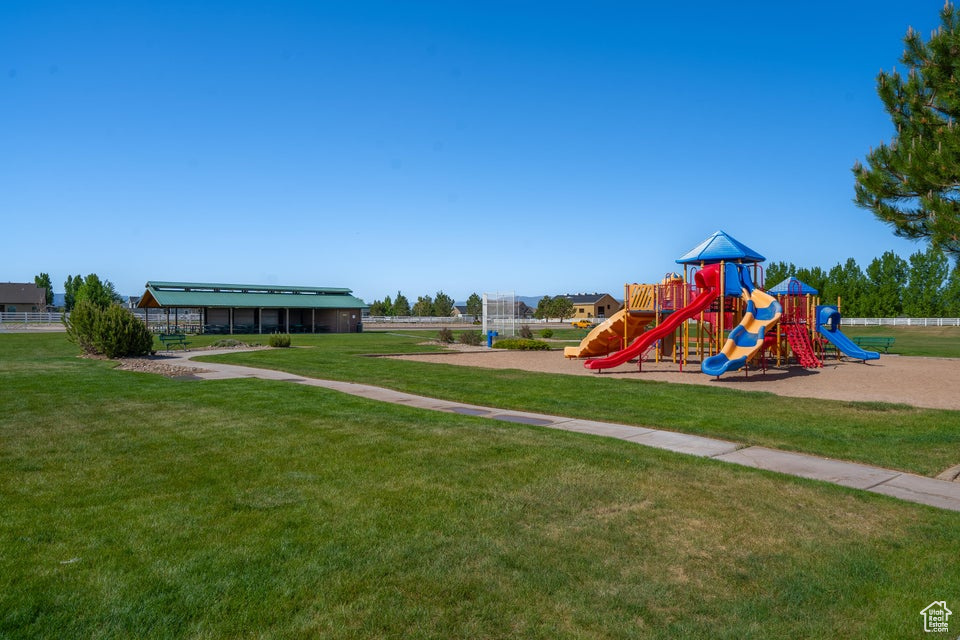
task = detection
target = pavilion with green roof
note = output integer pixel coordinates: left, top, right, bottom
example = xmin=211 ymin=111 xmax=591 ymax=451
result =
xmin=138 ymin=281 xmax=367 ymax=334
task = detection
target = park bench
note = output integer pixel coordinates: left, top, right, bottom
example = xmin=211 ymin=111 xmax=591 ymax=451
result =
xmin=852 ymin=336 xmax=895 ymax=353
xmin=159 ymin=333 xmax=191 ymax=351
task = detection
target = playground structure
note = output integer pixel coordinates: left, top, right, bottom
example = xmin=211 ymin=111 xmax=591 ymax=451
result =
xmin=564 ymin=231 xmax=880 ymax=377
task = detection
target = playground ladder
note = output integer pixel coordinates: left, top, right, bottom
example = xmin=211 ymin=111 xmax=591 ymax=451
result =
xmin=783 ymin=323 xmax=822 ymax=369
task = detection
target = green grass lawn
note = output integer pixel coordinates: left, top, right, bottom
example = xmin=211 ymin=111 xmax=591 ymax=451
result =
xmin=841 ymin=325 xmax=960 ymax=357
xmin=193 ymin=331 xmax=960 ymax=476
xmin=4 ymin=332 xmax=960 ymax=638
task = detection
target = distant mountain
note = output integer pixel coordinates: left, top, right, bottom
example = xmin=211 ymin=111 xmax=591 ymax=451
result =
xmin=53 ymin=293 xmax=65 ymax=307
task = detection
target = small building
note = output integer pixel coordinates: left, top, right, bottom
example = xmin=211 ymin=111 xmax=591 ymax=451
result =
xmin=564 ymin=293 xmax=621 ymax=320
xmin=137 ymin=281 xmax=367 ymax=334
xmin=0 ymin=283 xmax=47 ymax=312
xmin=515 ymin=301 xmax=535 ymax=320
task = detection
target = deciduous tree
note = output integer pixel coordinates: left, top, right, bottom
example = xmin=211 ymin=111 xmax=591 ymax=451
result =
xmin=904 ymin=246 xmax=950 ymax=316
xmin=412 ymin=295 xmax=433 ymax=317
xmin=34 ymin=273 xmax=53 ymax=306
xmin=863 ymin=251 xmax=909 ymax=316
xmin=75 ymin=274 xmax=122 ymax=309
xmin=549 ymin=296 xmax=574 ymax=322
xmin=64 ymin=274 xmax=82 ymax=312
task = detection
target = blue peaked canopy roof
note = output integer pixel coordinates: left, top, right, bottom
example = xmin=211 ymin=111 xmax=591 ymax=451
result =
xmin=768 ymin=277 xmax=819 ymax=295
xmin=675 ymin=230 xmax=766 ymax=265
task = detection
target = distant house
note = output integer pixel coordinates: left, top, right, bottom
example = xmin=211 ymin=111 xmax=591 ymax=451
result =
xmin=452 ymin=305 xmax=470 ymax=318
xmin=0 ymin=283 xmax=47 ymax=312
xmin=138 ymin=281 xmax=367 ymax=334
xmin=515 ymin=301 xmax=535 ymax=320
xmin=563 ymin=293 xmax=621 ymax=320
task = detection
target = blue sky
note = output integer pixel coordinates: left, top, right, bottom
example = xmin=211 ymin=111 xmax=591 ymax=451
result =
xmin=1 ymin=1 xmax=947 ymax=302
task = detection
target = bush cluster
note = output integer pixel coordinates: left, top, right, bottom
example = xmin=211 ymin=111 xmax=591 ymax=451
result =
xmin=457 ymin=330 xmax=483 ymax=346
xmin=437 ymin=327 xmax=455 ymax=343
xmin=539 ymin=329 xmax=554 ymax=339
xmin=492 ymin=338 xmax=551 ymax=351
xmin=64 ymin=300 xmax=154 ymax=358
xmin=518 ymin=325 xmax=533 ymax=339
xmin=268 ymin=333 xmax=292 ymax=348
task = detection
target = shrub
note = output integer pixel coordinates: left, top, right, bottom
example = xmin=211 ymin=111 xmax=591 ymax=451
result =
xmin=268 ymin=333 xmax=292 ymax=348
xmin=492 ymin=338 xmax=551 ymax=351
xmin=519 ymin=324 xmax=533 ymax=339
xmin=63 ymin=299 xmax=100 ymax=354
xmin=64 ymin=300 xmax=153 ymax=358
xmin=94 ymin=305 xmax=154 ymax=358
xmin=458 ymin=330 xmax=483 ymax=346
xmin=437 ymin=327 xmax=454 ymax=343
xmin=539 ymin=328 xmax=554 ymax=339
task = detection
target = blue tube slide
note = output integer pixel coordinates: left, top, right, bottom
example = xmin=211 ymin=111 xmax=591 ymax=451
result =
xmin=816 ymin=306 xmax=879 ymax=361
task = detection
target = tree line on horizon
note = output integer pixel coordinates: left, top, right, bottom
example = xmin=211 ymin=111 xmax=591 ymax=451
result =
xmin=765 ymin=246 xmax=960 ymax=318
xmin=367 ymin=291 xmax=476 ymax=318
xmin=30 ymin=273 xmax=124 ymax=311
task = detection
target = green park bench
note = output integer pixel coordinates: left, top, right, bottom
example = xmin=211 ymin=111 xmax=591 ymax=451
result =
xmin=852 ymin=336 xmax=895 ymax=353
xmin=159 ymin=333 xmax=191 ymax=351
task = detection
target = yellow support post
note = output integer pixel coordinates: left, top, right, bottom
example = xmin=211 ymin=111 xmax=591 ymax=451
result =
xmin=623 ymin=282 xmax=629 ymax=352
xmin=654 ymin=285 xmax=660 ymax=363
xmin=718 ymin=260 xmax=725 ymax=351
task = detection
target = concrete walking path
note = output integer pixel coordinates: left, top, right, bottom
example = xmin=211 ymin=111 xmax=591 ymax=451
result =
xmin=165 ymin=348 xmax=960 ymax=513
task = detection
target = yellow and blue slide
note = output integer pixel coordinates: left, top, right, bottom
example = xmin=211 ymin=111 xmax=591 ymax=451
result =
xmin=701 ymin=265 xmax=782 ymax=377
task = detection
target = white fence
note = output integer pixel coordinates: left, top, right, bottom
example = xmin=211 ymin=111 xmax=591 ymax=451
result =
xmin=841 ymin=317 xmax=960 ymax=327
xmin=5 ymin=310 xmax=958 ymax=329
xmin=363 ymin=316 xmax=476 ymax=325
xmin=0 ymin=312 xmax=63 ymax=324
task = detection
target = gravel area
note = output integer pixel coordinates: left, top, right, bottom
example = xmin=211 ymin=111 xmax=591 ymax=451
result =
xmin=388 ymin=349 xmax=960 ymax=411
xmin=114 ymin=357 xmax=212 ymax=377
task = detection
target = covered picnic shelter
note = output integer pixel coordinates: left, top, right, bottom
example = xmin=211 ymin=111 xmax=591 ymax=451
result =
xmin=137 ymin=281 xmax=367 ymax=334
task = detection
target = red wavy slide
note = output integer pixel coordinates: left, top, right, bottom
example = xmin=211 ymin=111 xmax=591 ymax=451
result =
xmin=584 ymin=264 xmax=721 ymax=371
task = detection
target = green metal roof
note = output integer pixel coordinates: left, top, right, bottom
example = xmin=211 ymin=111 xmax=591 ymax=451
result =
xmin=138 ymin=281 xmax=366 ymax=309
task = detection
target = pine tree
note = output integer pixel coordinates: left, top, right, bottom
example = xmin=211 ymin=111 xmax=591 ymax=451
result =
xmin=393 ymin=292 xmax=411 ymax=316
xmin=465 ymin=293 xmax=482 ymax=319
xmin=853 ymin=3 xmax=960 ymax=256
xmin=432 ymin=291 xmax=454 ymax=317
